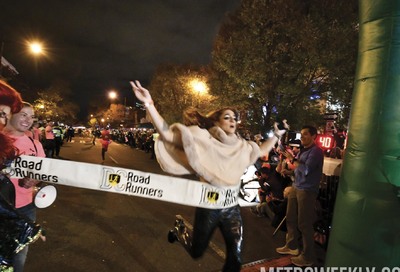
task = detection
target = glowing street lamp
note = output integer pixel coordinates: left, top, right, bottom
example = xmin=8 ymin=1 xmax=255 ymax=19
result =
xmin=28 ymin=41 xmax=44 ymax=55
xmin=188 ymin=78 xmax=208 ymax=106
xmin=189 ymin=79 xmax=208 ymax=95
xmin=108 ymin=90 xmax=117 ymax=100
xmin=1 ymin=38 xmax=47 ymax=77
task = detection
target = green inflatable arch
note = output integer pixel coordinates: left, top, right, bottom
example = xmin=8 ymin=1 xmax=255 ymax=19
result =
xmin=325 ymin=0 xmax=400 ymax=267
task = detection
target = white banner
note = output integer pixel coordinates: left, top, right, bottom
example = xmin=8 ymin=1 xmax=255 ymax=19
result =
xmin=5 ymin=155 xmax=239 ymax=209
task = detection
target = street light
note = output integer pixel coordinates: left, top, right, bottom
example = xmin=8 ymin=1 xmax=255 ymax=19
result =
xmin=189 ymin=79 xmax=208 ymax=95
xmin=108 ymin=90 xmax=117 ymax=100
xmin=188 ymin=78 xmax=208 ymax=106
xmin=0 ymin=38 xmax=46 ymax=77
xmin=27 ymin=41 xmax=44 ymax=55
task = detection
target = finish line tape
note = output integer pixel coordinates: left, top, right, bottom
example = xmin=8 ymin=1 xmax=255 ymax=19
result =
xmin=5 ymin=155 xmax=239 ymax=209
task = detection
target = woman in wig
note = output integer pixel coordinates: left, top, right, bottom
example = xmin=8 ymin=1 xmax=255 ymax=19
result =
xmin=131 ymin=80 xmax=284 ymax=272
xmin=0 ymin=80 xmax=42 ymax=271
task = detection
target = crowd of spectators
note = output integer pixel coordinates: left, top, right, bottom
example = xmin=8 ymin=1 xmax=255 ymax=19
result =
xmin=242 ymin=125 xmax=344 ymax=267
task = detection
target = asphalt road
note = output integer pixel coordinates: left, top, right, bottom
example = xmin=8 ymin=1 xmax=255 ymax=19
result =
xmin=24 ymin=136 xmax=325 ymax=271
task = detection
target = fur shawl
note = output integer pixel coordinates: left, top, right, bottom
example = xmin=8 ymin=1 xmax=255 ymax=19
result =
xmin=154 ymin=124 xmax=260 ymax=187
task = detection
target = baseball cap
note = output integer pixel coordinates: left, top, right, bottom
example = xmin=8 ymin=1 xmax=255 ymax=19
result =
xmin=289 ymin=139 xmax=301 ymax=147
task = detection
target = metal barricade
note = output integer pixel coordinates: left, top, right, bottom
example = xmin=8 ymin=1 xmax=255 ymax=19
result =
xmin=315 ymin=158 xmax=342 ymax=248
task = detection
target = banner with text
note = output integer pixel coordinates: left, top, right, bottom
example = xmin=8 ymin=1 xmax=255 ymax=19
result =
xmin=5 ymin=155 xmax=239 ymax=209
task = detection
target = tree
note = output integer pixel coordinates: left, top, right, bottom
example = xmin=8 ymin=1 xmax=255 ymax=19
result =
xmin=149 ymin=64 xmax=216 ymax=124
xmin=33 ymin=83 xmax=79 ymax=123
xmin=103 ymin=103 xmax=126 ymax=126
xmin=210 ymin=0 xmax=358 ymax=132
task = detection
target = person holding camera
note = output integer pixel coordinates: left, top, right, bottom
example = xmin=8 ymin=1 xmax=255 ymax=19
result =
xmin=276 ymin=125 xmax=324 ymax=267
xmin=277 ymin=139 xmax=302 ymax=185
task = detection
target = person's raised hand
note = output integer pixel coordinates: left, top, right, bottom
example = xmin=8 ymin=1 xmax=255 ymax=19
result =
xmin=282 ymin=119 xmax=290 ymax=130
xmin=282 ymin=150 xmax=294 ymax=161
xmin=273 ymin=122 xmax=286 ymax=138
xmin=130 ymin=80 xmax=153 ymax=105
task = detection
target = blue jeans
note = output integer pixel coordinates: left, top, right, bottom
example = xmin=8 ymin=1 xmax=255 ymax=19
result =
xmin=13 ymin=203 xmax=36 ymax=272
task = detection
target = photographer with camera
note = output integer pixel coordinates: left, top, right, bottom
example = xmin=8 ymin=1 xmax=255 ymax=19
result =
xmin=276 ymin=125 xmax=324 ymax=267
xmin=276 ymin=139 xmax=301 ymax=187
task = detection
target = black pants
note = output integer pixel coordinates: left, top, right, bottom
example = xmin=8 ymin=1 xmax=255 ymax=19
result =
xmin=181 ymin=205 xmax=243 ymax=272
xmin=44 ymin=139 xmax=55 ymax=158
xmin=54 ymin=138 xmax=63 ymax=157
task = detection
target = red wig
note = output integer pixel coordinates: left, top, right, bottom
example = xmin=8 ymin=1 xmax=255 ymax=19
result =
xmin=0 ymin=132 xmax=16 ymax=168
xmin=0 ymin=80 xmax=23 ymax=114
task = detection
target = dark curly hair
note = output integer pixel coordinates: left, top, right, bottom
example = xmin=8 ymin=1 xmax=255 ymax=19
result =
xmin=0 ymin=132 xmax=17 ymax=169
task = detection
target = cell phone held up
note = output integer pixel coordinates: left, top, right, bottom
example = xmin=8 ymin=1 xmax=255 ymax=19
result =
xmin=278 ymin=143 xmax=291 ymax=156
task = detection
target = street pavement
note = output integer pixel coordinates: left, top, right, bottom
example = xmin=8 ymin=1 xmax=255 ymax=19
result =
xmin=24 ymin=136 xmax=326 ymax=271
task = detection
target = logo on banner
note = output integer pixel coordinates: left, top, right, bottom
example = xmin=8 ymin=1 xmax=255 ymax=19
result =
xmin=207 ymin=191 xmax=219 ymax=203
xmin=108 ymin=174 xmax=121 ymax=186
xmin=100 ymin=167 xmax=163 ymax=198
xmin=200 ymin=185 xmax=238 ymax=207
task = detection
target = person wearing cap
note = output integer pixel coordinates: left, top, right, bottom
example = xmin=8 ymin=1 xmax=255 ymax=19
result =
xmin=277 ymin=139 xmax=302 ymax=185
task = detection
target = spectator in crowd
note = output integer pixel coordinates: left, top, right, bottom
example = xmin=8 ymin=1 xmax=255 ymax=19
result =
xmin=52 ymin=121 xmax=63 ymax=158
xmin=0 ymin=81 xmax=22 ymax=130
xmin=268 ymin=186 xmax=292 ymax=231
xmin=91 ymin=128 xmax=101 ymax=145
xmin=65 ymin=125 xmax=75 ymax=142
xmin=29 ymin=120 xmax=41 ymax=141
xmin=276 ymin=139 xmax=302 ymax=186
xmin=126 ymin=129 xmax=135 ymax=147
xmin=150 ymin=131 xmax=159 ymax=159
xmin=146 ymin=129 xmax=155 ymax=153
xmin=38 ymin=121 xmax=46 ymax=143
xmin=250 ymin=164 xmax=285 ymax=218
xmin=0 ymin=80 xmax=23 ymax=203
xmin=1 ymin=115 xmax=42 ymax=271
xmin=44 ymin=121 xmax=55 ymax=158
xmin=332 ymin=125 xmax=346 ymax=150
xmin=276 ymin=125 xmax=324 ymax=267
xmin=4 ymin=101 xmax=46 ymax=271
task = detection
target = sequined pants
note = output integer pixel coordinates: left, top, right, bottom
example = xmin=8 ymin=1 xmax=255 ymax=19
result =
xmin=13 ymin=203 xmax=36 ymax=272
xmin=182 ymin=205 xmax=243 ymax=272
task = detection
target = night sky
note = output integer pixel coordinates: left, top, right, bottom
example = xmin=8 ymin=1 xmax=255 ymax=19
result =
xmin=0 ymin=0 xmax=240 ymax=120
